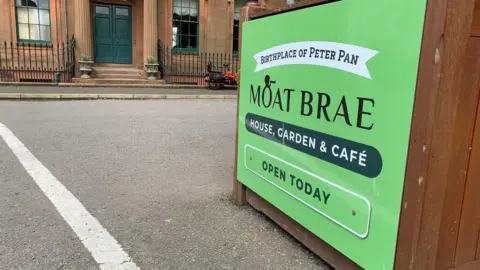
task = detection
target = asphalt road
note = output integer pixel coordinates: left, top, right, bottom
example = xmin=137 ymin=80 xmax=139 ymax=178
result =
xmin=0 ymin=100 xmax=328 ymax=270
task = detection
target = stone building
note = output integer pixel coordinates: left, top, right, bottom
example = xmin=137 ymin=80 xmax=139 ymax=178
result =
xmin=0 ymin=0 xmax=284 ymax=71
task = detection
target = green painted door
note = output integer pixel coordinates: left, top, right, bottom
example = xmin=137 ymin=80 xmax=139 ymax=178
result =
xmin=112 ymin=6 xmax=132 ymax=64
xmin=93 ymin=4 xmax=132 ymax=64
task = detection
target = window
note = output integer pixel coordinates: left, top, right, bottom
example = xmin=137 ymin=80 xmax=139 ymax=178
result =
xmin=233 ymin=0 xmax=246 ymax=54
xmin=172 ymin=0 xmax=199 ymax=51
xmin=95 ymin=6 xmax=110 ymax=15
xmin=116 ymin=7 xmax=129 ymax=17
xmin=15 ymin=0 xmax=51 ymax=43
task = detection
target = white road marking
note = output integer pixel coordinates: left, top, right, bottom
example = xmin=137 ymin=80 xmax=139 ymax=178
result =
xmin=0 ymin=123 xmax=139 ymax=270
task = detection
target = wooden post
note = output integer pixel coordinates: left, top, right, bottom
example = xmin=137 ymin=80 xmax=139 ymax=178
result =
xmin=233 ymin=2 xmax=267 ymax=205
xmin=395 ymin=0 xmax=480 ymax=269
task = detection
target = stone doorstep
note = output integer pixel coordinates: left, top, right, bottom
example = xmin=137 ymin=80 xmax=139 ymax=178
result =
xmin=92 ymin=66 xmax=145 ymax=79
xmin=94 ymin=74 xmax=145 ymax=79
xmin=93 ymin=63 xmax=138 ymax=68
xmin=91 ymin=64 xmax=144 ymax=76
xmin=93 ymin=71 xmax=144 ymax=77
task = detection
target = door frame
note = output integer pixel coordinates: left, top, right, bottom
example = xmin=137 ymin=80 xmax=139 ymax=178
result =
xmin=93 ymin=2 xmax=133 ymax=64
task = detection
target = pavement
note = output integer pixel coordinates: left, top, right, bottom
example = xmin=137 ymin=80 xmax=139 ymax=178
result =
xmin=0 ymin=86 xmax=237 ymax=100
xmin=0 ymin=100 xmax=329 ymax=269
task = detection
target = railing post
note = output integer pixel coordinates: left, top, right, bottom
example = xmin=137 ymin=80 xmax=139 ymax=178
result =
xmin=56 ymin=43 xmax=60 ymax=77
xmin=41 ymin=44 xmax=45 ymax=81
xmin=71 ymin=39 xmax=76 ymax=79
xmin=208 ymin=52 xmax=211 ymax=71
xmin=195 ymin=51 xmax=198 ymax=84
xmin=169 ymin=45 xmax=172 ymax=82
xmin=46 ymin=43 xmax=49 ymax=73
xmin=4 ymin=42 xmax=9 ymax=72
xmin=51 ymin=42 xmax=54 ymax=73
xmin=157 ymin=40 xmax=163 ymax=79
xmin=33 ymin=43 xmax=37 ymax=81
xmin=16 ymin=43 xmax=20 ymax=75
xmin=10 ymin=42 xmax=16 ymax=81
xmin=10 ymin=41 xmax=14 ymax=67
xmin=0 ymin=42 xmax=3 ymax=81
xmin=205 ymin=52 xmax=208 ymax=74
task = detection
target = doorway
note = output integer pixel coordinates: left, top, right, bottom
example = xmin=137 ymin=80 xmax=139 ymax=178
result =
xmin=93 ymin=3 xmax=132 ymax=64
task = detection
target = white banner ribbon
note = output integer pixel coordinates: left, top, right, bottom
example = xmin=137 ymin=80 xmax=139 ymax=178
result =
xmin=253 ymin=41 xmax=379 ymax=79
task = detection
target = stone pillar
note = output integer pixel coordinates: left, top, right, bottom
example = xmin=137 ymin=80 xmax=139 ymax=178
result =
xmin=144 ymin=0 xmax=158 ymax=63
xmin=74 ymin=0 xmax=93 ymax=59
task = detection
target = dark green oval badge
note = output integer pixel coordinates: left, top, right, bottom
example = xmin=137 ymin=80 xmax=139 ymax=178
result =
xmin=245 ymin=113 xmax=383 ymax=178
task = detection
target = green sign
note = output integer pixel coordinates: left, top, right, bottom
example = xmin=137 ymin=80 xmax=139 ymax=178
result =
xmin=236 ymin=1 xmax=427 ymax=269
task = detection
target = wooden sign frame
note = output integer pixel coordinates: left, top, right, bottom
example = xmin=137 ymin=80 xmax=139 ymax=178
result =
xmin=233 ymin=0 xmax=480 ymax=269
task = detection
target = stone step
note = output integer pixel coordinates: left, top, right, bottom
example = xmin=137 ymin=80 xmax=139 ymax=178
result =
xmin=93 ymin=67 xmax=143 ymax=75
xmin=95 ymin=73 xmax=144 ymax=79
xmin=94 ymin=63 xmax=137 ymax=68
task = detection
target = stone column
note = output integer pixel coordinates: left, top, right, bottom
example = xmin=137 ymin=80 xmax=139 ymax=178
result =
xmin=74 ymin=0 xmax=93 ymax=59
xmin=144 ymin=0 xmax=158 ymax=63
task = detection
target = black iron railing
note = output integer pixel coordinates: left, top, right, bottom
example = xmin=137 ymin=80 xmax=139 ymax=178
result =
xmin=0 ymin=40 xmax=75 ymax=83
xmin=158 ymin=40 xmax=239 ymax=85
